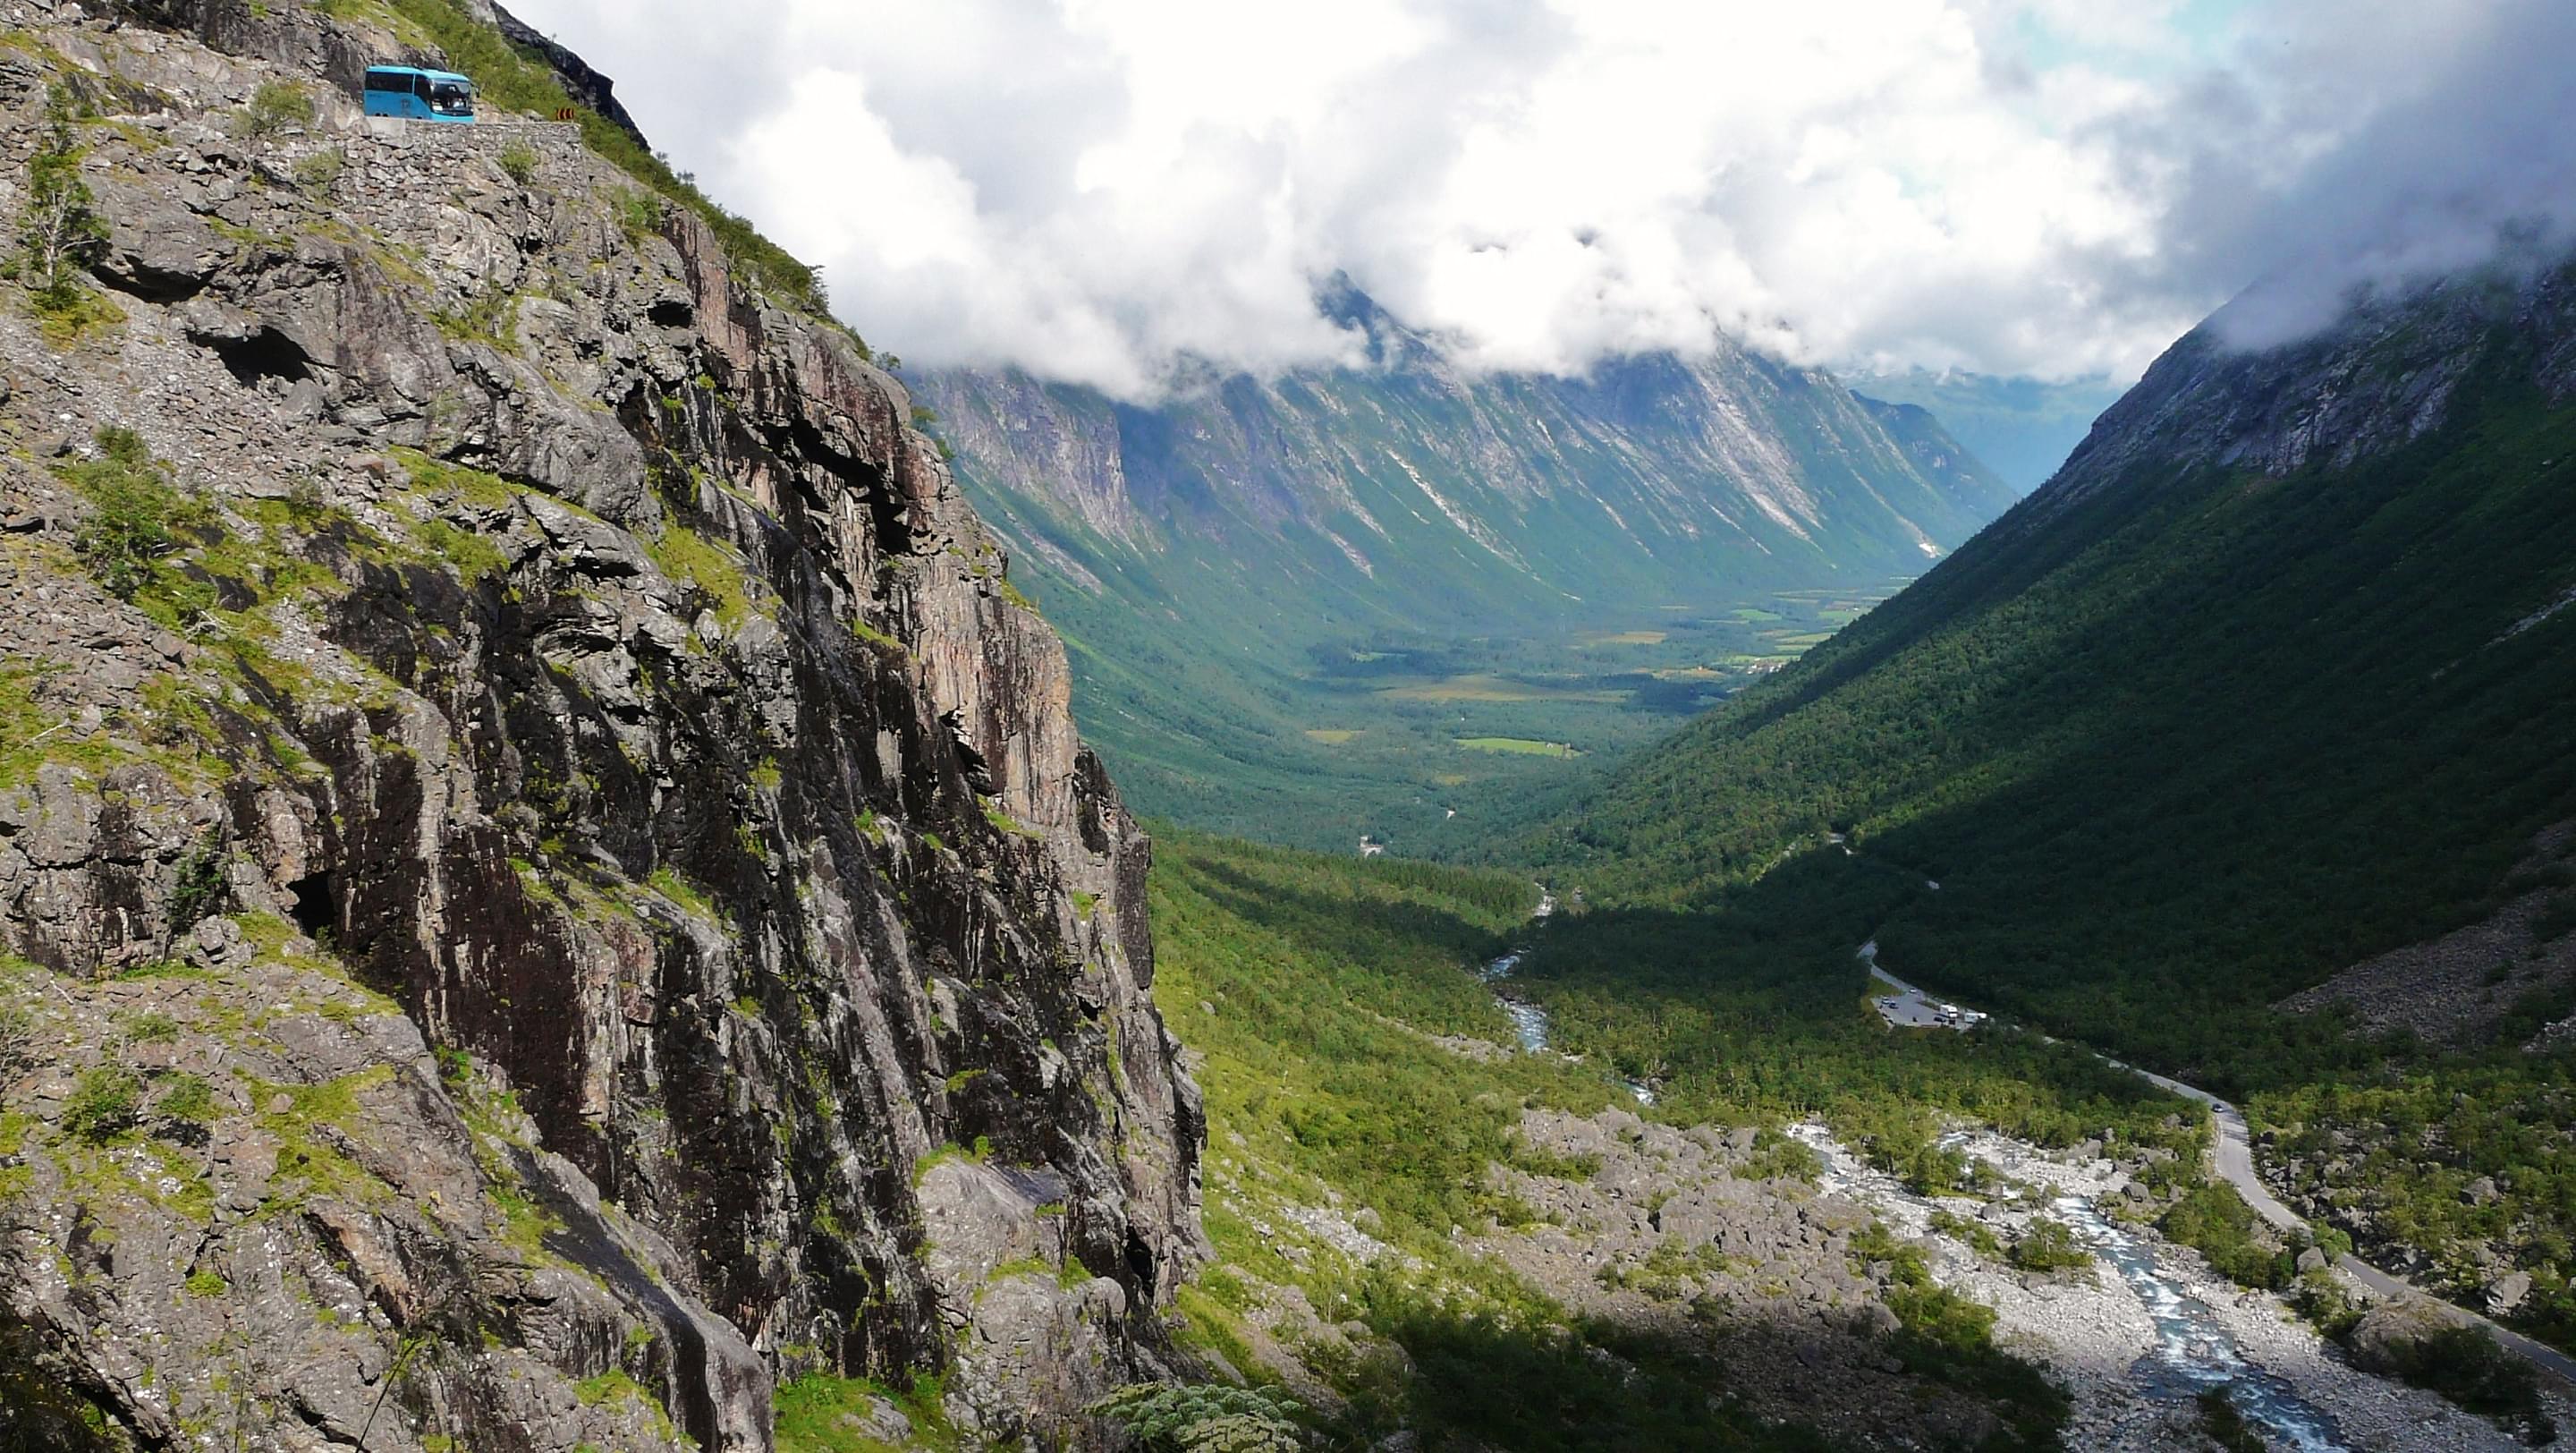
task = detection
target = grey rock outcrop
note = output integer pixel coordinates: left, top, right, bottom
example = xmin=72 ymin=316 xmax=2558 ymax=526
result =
xmin=0 ymin=4 xmax=1199 ymax=1448
xmin=2344 ymin=1295 xmax=2462 ymax=1376
xmin=2028 ymin=249 xmax=2576 ymax=517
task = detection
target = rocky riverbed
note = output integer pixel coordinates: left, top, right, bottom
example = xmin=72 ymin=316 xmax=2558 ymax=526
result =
xmin=1464 ymin=1107 xmax=2033 ymax=1448
xmin=1796 ymin=1126 xmax=2561 ymax=1450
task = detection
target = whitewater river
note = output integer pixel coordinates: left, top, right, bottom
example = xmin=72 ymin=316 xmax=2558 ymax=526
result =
xmin=2052 ymin=1193 xmax=2349 ymax=1449
xmin=1476 ymin=950 xmax=1656 ymax=1105
xmin=1488 ymin=934 xmax=2348 ymax=1443
xmin=1792 ymin=1123 xmax=2363 ymax=1450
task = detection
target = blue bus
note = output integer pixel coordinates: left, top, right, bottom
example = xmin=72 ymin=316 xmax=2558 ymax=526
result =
xmin=362 ymin=66 xmax=476 ymax=123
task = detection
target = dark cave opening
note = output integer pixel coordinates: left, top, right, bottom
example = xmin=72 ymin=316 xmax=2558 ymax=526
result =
xmin=207 ymin=327 xmax=316 ymax=387
xmin=287 ymin=870 xmax=338 ymax=942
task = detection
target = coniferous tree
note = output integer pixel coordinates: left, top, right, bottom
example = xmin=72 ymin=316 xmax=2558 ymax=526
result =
xmin=17 ymin=83 xmax=109 ymax=310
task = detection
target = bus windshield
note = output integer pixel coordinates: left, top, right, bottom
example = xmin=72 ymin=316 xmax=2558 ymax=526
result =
xmin=429 ymin=81 xmax=472 ymax=116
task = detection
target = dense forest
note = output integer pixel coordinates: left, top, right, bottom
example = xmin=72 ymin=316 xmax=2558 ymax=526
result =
xmin=1504 ymin=851 xmax=2197 ymax=1174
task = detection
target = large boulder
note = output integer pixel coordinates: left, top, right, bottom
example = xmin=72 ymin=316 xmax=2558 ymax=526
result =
xmin=2343 ymin=1296 xmax=2460 ymax=1375
xmin=2488 ymin=1270 xmax=2534 ymax=1315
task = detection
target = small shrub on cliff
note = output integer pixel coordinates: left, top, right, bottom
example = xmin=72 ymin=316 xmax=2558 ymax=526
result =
xmin=292 ymin=146 xmax=345 ymax=197
xmin=64 ymin=428 xmax=199 ymax=601
xmin=235 ymin=80 xmax=313 ymax=139
xmin=62 ymin=1066 xmax=145 ymax=1144
xmin=497 ymin=140 xmax=539 ymax=185
xmin=167 ymin=837 xmax=229 ymax=938
xmin=1087 ymin=1383 xmax=1307 ymax=1452
xmin=611 ymin=185 xmax=663 ymax=242
xmin=13 ymin=85 xmax=114 ymax=339
xmin=157 ymin=1074 xmax=219 ymax=1126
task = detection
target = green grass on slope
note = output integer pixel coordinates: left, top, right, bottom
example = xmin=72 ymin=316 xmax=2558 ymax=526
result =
xmin=1148 ymin=832 xmax=2091 ymax=1449
xmin=1518 ymin=342 xmax=2576 ymax=1345
xmin=1152 ymin=832 xmax=1822 ymax=1450
xmin=1147 ymin=830 xmax=1606 ymax=1242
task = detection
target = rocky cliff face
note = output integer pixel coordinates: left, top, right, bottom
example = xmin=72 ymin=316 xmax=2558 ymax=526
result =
xmin=2031 ymin=253 xmax=2576 ymax=515
xmin=0 ymin=4 xmax=1199 ymax=1448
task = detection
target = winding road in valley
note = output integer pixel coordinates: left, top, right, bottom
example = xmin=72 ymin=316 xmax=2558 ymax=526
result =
xmin=1864 ymin=947 xmax=2576 ymax=1390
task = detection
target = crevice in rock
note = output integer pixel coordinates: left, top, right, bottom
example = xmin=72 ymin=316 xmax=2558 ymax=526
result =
xmin=785 ymin=414 xmax=913 ymax=557
xmin=1123 ymin=1228 xmax=1157 ymax=1297
xmin=92 ymin=259 xmax=209 ymax=305
xmin=943 ymin=710 xmax=996 ymax=796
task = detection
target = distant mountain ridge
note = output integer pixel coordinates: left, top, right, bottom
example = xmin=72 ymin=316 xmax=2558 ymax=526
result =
xmin=910 ymin=289 xmax=2016 ymax=832
xmin=1535 ymin=251 xmax=2576 ymax=917
xmin=917 ymin=289 xmax=2013 ymax=631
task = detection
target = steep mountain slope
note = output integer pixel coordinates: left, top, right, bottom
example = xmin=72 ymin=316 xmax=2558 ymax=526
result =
xmin=0 ymin=4 xmax=1196 ymax=1447
xmin=1525 ymin=253 xmax=2576 ymax=1338
xmin=913 ymin=292 xmax=2014 ymax=843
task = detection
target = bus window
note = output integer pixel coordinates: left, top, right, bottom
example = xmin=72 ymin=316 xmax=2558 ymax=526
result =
xmin=429 ymin=81 xmax=472 ymax=117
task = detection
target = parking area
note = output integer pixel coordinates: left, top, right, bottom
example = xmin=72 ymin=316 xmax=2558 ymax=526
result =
xmin=1868 ymin=971 xmax=1986 ymax=1032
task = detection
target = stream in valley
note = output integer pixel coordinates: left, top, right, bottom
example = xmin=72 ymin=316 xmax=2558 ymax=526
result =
xmin=1477 ymin=950 xmax=1656 ymax=1104
xmin=1466 ymin=905 xmax=2520 ymax=1447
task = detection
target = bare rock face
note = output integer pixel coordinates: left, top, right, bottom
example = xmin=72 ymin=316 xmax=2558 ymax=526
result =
xmin=2030 ymin=251 xmax=2576 ymax=514
xmin=0 ymin=5 xmax=1199 ymax=1447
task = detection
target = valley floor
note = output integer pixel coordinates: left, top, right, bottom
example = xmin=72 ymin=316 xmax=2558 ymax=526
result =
xmin=1140 ymin=832 xmax=2571 ymax=1451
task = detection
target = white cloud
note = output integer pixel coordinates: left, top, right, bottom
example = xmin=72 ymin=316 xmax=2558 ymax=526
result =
xmin=504 ymin=0 xmax=2575 ymax=396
